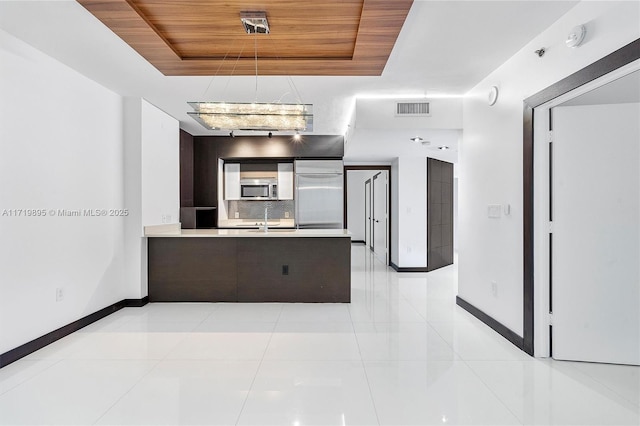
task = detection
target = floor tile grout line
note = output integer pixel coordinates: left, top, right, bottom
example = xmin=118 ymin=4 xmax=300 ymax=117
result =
xmin=233 ymin=315 xmax=279 ymax=426
xmin=90 ymin=305 xmax=214 ymax=424
xmin=0 ymin=358 xmax=64 ymax=398
xmin=459 ymin=357 xmax=525 ymax=425
xmin=423 ymin=320 xmax=459 ymax=359
xmin=89 ymin=305 xmax=218 ymax=424
xmin=90 ymin=358 xmax=163 ymax=426
xmin=556 ymin=361 xmax=640 ymax=408
xmin=348 ymin=306 xmax=382 ymax=426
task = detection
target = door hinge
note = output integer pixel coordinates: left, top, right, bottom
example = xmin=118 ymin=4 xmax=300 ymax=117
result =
xmin=548 ymin=312 xmax=553 ymax=325
xmin=548 ymin=130 xmax=553 ymax=143
xmin=548 ymin=222 xmax=553 ymax=233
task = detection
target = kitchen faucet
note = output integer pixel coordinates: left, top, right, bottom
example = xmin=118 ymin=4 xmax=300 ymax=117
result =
xmin=263 ymin=205 xmax=269 ymax=233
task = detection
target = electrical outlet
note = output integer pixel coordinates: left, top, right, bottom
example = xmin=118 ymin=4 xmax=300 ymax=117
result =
xmin=285 ymin=211 xmax=290 ymax=218
xmin=407 ymin=246 xmax=412 ymax=253
xmin=234 ymin=212 xmax=240 ymax=219
xmin=491 ymin=281 xmax=498 ymax=297
xmin=56 ymin=287 xmax=64 ymax=302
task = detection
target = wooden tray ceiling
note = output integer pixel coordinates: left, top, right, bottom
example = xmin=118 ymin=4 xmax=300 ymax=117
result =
xmin=77 ymin=0 xmax=413 ymax=76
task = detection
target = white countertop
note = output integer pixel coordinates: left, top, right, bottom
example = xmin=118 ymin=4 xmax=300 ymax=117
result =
xmin=218 ymin=218 xmax=296 ymax=228
xmin=144 ymin=224 xmax=350 ymax=238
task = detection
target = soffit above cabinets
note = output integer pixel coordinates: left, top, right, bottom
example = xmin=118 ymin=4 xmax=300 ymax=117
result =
xmin=76 ymin=0 xmax=413 ymax=76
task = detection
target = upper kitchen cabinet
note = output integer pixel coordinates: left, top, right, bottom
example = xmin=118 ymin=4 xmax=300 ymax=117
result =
xmin=277 ymin=163 xmax=294 ymax=200
xmin=193 ymin=138 xmax=217 ymax=207
xmin=224 ymin=163 xmax=240 ymax=200
xmin=221 ymin=160 xmax=294 ymax=200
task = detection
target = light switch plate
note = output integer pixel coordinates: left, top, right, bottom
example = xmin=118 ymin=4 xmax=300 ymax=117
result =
xmin=488 ymin=205 xmax=502 ymax=218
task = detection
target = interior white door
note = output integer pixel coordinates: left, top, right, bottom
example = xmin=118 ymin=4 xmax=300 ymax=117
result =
xmin=365 ymin=179 xmax=372 ymax=249
xmin=372 ymin=171 xmax=388 ymax=264
xmin=552 ymin=101 xmax=640 ymax=365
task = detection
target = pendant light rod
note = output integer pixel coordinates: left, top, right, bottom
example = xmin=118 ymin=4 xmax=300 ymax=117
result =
xmin=188 ymin=11 xmax=314 ymax=132
xmin=254 ymin=30 xmax=258 ymax=102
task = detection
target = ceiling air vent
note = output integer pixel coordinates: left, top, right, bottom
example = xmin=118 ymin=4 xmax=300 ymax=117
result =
xmin=396 ymin=102 xmax=430 ymax=116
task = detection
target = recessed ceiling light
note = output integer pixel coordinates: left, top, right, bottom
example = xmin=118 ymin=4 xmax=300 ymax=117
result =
xmin=438 ymin=146 xmax=450 ymax=150
xmin=410 ymin=137 xmax=423 ymax=143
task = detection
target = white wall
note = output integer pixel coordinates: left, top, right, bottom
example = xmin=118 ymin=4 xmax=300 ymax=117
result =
xmin=0 ymin=29 xmax=180 ymax=353
xmin=346 ymin=170 xmax=378 ymax=241
xmin=394 ymin=157 xmax=428 ymax=267
xmin=0 ymin=29 xmax=126 ymax=353
xmin=123 ymin=98 xmax=180 ymax=299
xmin=123 ymin=98 xmax=144 ymax=300
xmin=459 ymin=1 xmax=640 ymax=335
xmin=141 ymin=100 xmax=180 ymax=227
xmin=345 ymin=129 xmax=460 ymax=163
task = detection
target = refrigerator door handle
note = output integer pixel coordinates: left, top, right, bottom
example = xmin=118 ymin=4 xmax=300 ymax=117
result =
xmin=294 ymin=174 xmax=299 ymax=229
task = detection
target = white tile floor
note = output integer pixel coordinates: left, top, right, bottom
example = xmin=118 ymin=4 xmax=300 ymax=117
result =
xmin=0 ymin=244 xmax=638 ymax=425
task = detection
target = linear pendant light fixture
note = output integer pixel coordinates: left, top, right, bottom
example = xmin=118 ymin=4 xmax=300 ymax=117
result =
xmin=188 ymin=101 xmax=313 ymax=131
xmin=188 ymin=11 xmax=313 ymax=132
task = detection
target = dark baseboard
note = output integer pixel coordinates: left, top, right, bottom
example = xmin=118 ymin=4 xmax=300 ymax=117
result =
xmin=351 ymin=240 xmax=365 ymax=244
xmin=390 ymin=262 xmax=429 ymax=272
xmin=0 ymin=296 xmax=149 ymax=369
xmin=124 ymin=296 xmax=149 ymax=307
xmin=456 ymin=296 xmax=526 ymax=352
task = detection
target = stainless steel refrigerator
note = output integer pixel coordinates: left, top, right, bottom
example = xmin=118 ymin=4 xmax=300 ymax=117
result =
xmin=294 ymin=160 xmax=344 ymax=229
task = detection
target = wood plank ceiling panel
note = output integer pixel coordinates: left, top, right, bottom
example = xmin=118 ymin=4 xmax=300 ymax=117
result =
xmin=77 ymin=0 xmax=413 ymax=76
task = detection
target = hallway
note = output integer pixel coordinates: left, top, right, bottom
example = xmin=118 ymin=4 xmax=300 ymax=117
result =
xmin=0 ymin=245 xmax=637 ymax=425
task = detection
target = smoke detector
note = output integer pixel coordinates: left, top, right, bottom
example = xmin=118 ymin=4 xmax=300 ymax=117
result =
xmin=566 ymin=25 xmax=586 ymax=48
xmin=241 ymin=11 xmax=270 ymax=34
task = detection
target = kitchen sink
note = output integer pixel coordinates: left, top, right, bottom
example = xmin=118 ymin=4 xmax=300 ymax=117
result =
xmin=247 ymin=229 xmax=297 ymax=233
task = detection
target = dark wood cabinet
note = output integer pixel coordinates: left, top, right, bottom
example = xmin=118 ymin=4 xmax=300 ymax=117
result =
xmin=148 ymin=237 xmax=351 ymax=302
xmin=148 ymin=237 xmax=237 ymax=302
xmin=193 ymin=139 xmax=217 ymax=208
xmin=236 ymin=238 xmax=351 ymax=302
xmin=427 ymin=158 xmax=454 ymax=271
xmin=179 ymin=130 xmax=194 ymax=208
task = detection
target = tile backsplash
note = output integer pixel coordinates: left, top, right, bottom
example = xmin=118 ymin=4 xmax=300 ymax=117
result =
xmin=228 ymin=200 xmax=295 ymax=220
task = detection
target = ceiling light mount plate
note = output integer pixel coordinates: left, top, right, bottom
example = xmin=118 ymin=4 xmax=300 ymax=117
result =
xmin=241 ymin=11 xmax=270 ymax=34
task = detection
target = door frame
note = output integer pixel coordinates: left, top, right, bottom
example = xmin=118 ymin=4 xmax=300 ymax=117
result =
xmin=365 ymin=178 xmax=372 ymax=250
xmin=372 ymin=171 xmax=389 ymax=264
xmin=344 ymin=165 xmax=392 ymax=263
xmin=522 ymin=38 xmax=640 ymax=356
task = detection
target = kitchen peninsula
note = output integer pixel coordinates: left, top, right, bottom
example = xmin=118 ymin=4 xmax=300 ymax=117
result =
xmin=146 ymin=225 xmax=351 ymax=303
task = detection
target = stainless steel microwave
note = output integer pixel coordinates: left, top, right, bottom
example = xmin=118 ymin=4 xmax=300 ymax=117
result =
xmin=240 ymin=178 xmax=277 ymax=200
